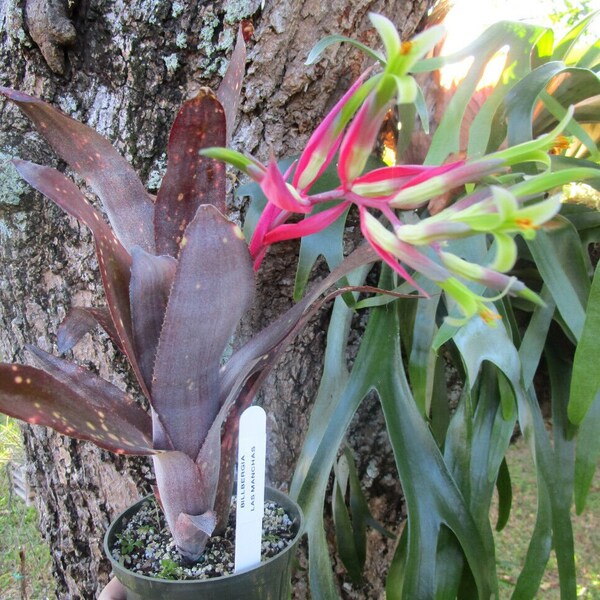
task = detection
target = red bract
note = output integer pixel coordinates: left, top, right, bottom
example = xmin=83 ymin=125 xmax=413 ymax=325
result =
xmin=246 ymin=146 xmax=467 ymax=271
xmin=261 ymin=159 xmax=311 ymax=213
xmin=263 ymin=201 xmax=351 ymax=246
xmin=292 ymin=70 xmax=373 ymax=192
xmin=222 ymin=64 xmax=470 ymax=271
xmin=338 ymin=76 xmax=396 ymax=187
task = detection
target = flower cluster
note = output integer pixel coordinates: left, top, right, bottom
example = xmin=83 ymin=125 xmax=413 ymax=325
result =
xmin=205 ymin=14 xmax=597 ymax=325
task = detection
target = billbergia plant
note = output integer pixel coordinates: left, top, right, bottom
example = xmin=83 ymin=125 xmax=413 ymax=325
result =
xmin=0 ymin=32 xmax=374 ymax=563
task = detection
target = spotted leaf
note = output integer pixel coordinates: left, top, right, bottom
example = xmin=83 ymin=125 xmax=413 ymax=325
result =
xmin=152 ymin=204 xmax=255 ymax=458
xmin=12 ymin=160 xmax=150 ymax=396
xmin=1 ymin=87 xmax=154 ymax=253
xmin=154 ymin=89 xmax=227 ymax=256
xmin=0 ymin=360 xmax=153 ymax=455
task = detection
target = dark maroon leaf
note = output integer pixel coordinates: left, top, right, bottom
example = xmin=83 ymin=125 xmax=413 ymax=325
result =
xmin=152 ymin=205 xmax=255 ymax=458
xmin=154 ymin=90 xmax=227 ymax=256
xmin=1 ymin=87 xmax=155 ymax=253
xmin=14 ymin=159 xmax=116 ymax=234
xmin=0 ymin=360 xmax=154 ymax=455
xmin=129 ymin=248 xmax=177 ymax=390
xmin=57 ymin=307 xmax=122 ymax=354
xmin=153 ymin=450 xmax=218 ymax=560
xmin=175 ymin=511 xmax=217 ymax=561
xmin=216 ymin=27 xmax=247 ymax=142
xmin=12 ymin=159 xmax=151 ymax=396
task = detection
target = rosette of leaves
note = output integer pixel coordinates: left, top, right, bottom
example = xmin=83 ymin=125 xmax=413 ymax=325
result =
xmin=0 ymin=34 xmax=373 ymax=563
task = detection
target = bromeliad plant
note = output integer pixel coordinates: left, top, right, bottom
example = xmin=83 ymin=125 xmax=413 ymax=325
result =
xmin=0 ymin=34 xmax=373 ymax=563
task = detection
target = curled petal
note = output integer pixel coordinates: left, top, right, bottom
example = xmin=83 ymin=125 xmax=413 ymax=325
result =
xmin=489 ymin=233 xmax=518 ymax=273
xmin=389 ymin=25 xmax=445 ymax=74
xmin=262 ymin=160 xmax=311 ymax=213
xmin=444 ymin=186 xmax=562 ymax=239
xmin=439 ymin=278 xmax=502 ymax=327
xmin=369 ymin=13 xmax=401 ymax=61
xmin=508 ymin=193 xmax=562 ymax=233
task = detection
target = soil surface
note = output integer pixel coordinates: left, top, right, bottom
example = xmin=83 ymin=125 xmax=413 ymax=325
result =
xmin=109 ymin=496 xmax=297 ymax=580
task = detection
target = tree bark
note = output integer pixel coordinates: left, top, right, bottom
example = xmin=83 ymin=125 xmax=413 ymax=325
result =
xmin=0 ymin=0 xmax=432 ymax=597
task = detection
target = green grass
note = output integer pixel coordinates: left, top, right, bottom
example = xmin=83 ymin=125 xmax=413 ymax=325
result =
xmin=0 ymin=417 xmax=55 ymax=600
xmin=494 ymin=437 xmax=600 ymax=599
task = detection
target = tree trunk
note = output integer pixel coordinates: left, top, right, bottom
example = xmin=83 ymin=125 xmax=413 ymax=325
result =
xmin=0 ymin=0 xmax=432 ymax=597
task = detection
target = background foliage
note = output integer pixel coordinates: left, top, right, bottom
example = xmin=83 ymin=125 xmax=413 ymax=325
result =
xmin=247 ymin=12 xmax=600 ymax=599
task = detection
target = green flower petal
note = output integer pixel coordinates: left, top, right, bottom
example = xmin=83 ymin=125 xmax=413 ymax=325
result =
xmin=489 ymin=233 xmax=518 ymax=273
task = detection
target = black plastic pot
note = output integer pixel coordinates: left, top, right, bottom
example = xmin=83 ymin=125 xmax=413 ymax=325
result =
xmin=104 ymin=487 xmax=304 ymax=600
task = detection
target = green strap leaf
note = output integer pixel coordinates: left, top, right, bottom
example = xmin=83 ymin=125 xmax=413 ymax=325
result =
xmin=518 ymin=286 xmax=555 ymax=389
xmin=419 ymin=21 xmax=552 ymax=163
xmin=505 ymin=63 xmax=600 ymax=149
xmin=290 ymin=269 xmax=368 ymax=599
xmin=510 ymin=468 xmax=552 ymax=599
xmin=527 ymin=218 xmax=590 ymax=341
xmin=378 ymin=301 xmax=497 ymax=599
xmin=408 ymin=277 xmax=442 ymax=417
xmin=332 ymin=452 xmax=365 ymax=583
xmin=306 ymin=34 xmax=385 ymax=66
xmin=332 ymin=267 xmax=496 ymax=600
xmin=569 ymin=261 xmax=600 ymax=424
xmin=574 ymin=390 xmax=600 ymax=514
xmin=551 ymin=10 xmax=600 ymax=64
xmin=495 ymin=458 xmax=512 ymax=531
xmin=545 ymin=349 xmax=577 ymax=598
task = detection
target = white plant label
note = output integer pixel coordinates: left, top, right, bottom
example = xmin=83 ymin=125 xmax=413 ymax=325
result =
xmin=234 ymin=405 xmax=267 ymax=574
